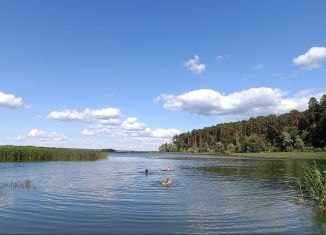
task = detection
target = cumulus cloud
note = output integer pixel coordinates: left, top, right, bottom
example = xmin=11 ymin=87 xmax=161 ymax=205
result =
xmin=120 ymin=117 xmax=181 ymax=139
xmin=184 ymin=55 xmax=206 ymax=74
xmin=150 ymin=128 xmax=181 ymax=138
xmin=47 ymin=109 xmax=85 ymax=122
xmin=27 ymin=129 xmax=47 ymax=137
xmin=138 ymin=128 xmax=181 ymax=138
xmin=47 ymin=107 xmax=121 ymax=122
xmin=123 ymin=127 xmax=181 ymax=140
xmin=47 ymin=106 xmax=180 ymax=149
xmin=156 ymin=87 xmax=323 ymax=118
xmin=99 ymin=118 xmax=121 ymax=125
xmin=81 ymin=129 xmax=95 ymax=136
xmin=81 ymin=123 xmax=120 ymax=136
xmin=21 ymin=128 xmax=67 ymax=142
xmin=82 ymin=116 xmax=181 ymax=143
xmin=88 ymin=108 xmax=121 ymax=119
xmin=121 ymin=117 xmax=146 ymax=131
xmin=0 ymin=91 xmax=23 ymax=108
xmin=293 ymin=46 xmax=326 ymax=70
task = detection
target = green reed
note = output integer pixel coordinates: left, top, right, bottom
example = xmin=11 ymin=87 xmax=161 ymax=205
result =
xmin=300 ymin=161 xmax=326 ymax=211
xmin=0 ymin=146 xmax=107 ymax=162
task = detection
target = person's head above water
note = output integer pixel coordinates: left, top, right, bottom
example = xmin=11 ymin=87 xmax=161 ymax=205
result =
xmin=145 ymin=169 xmax=149 ymax=174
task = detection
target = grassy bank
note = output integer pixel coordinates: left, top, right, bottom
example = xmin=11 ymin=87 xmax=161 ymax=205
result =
xmin=159 ymin=151 xmax=326 ymax=159
xmin=0 ymin=146 xmax=107 ymax=162
xmin=158 ymin=151 xmax=224 ymax=156
xmin=235 ymin=152 xmax=326 ymax=159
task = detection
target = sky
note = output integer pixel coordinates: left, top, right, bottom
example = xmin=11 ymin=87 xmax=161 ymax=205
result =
xmin=0 ymin=0 xmax=326 ymax=150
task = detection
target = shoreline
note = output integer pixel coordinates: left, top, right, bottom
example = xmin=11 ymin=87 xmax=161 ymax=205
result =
xmin=0 ymin=146 xmax=107 ymax=162
xmin=158 ymin=151 xmax=326 ymax=160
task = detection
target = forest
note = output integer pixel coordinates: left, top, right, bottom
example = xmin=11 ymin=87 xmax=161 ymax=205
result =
xmin=159 ymin=95 xmax=326 ymax=154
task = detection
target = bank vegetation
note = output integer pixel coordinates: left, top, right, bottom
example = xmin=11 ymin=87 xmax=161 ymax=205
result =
xmin=0 ymin=146 xmax=107 ymax=162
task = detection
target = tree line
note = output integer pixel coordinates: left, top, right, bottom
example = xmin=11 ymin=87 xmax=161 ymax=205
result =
xmin=159 ymin=95 xmax=326 ymax=154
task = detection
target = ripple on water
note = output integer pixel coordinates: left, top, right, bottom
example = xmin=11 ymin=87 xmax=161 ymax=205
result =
xmin=0 ymin=153 xmax=323 ymax=234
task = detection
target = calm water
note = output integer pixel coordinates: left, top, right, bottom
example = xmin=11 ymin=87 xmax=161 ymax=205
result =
xmin=0 ymin=153 xmax=326 ymax=234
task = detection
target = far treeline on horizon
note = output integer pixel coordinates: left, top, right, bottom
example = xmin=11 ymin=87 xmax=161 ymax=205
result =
xmin=160 ymin=94 xmax=326 ymax=154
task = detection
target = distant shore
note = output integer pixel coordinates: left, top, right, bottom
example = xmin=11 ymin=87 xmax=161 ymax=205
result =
xmin=235 ymin=151 xmax=326 ymax=159
xmin=158 ymin=151 xmax=326 ymax=160
xmin=0 ymin=146 xmax=107 ymax=162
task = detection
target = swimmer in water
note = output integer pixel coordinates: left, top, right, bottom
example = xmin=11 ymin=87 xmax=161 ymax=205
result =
xmin=161 ymin=177 xmax=173 ymax=186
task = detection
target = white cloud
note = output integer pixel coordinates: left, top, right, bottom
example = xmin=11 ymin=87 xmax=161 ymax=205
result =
xmin=254 ymin=64 xmax=265 ymax=70
xmin=82 ymin=123 xmax=119 ymax=136
xmin=82 ymin=116 xmax=181 ymax=144
xmin=85 ymin=108 xmax=120 ymax=120
xmin=82 ymin=129 xmax=95 ymax=136
xmin=144 ymin=128 xmax=181 ymax=138
xmin=156 ymin=87 xmax=324 ymax=118
xmin=20 ymin=129 xmax=67 ymax=142
xmin=46 ymin=106 xmax=181 ymax=150
xmin=47 ymin=107 xmax=121 ymax=122
xmin=0 ymin=91 xmax=23 ymax=108
xmin=124 ymin=127 xmax=176 ymax=138
xmin=27 ymin=129 xmax=47 ymax=137
xmin=293 ymin=46 xmax=326 ymax=70
xmin=47 ymin=109 xmax=85 ymax=122
xmin=121 ymin=117 xmax=146 ymax=131
xmin=184 ymin=55 xmax=206 ymax=74
xmin=99 ymin=118 xmax=121 ymax=125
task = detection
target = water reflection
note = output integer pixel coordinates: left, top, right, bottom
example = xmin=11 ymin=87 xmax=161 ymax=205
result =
xmin=196 ymin=159 xmax=304 ymax=180
xmin=0 ymin=195 xmax=14 ymax=213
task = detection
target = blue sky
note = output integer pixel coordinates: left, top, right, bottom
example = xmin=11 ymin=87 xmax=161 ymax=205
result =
xmin=0 ymin=0 xmax=326 ymax=150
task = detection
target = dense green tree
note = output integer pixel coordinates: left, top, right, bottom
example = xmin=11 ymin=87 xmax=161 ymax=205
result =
xmin=159 ymin=94 xmax=326 ymax=154
xmin=214 ymin=142 xmax=225 ymax=153
xmin=318 ymin=95 xmax=326 ymax=146
xmin=245 ymin=134 xmax=266 ymax=152
xmin=294 ymin=135 xmax=305 ymax=151
xmin=225 ymin=143 xmax=236 ymax=155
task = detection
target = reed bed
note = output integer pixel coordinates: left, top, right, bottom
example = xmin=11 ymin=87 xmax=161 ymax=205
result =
xmin=0 ymin=146 xmax=107 ymax=162
xmin=299 ymin=161 xmax=326 ymax=211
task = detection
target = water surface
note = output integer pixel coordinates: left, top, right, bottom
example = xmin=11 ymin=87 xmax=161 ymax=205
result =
xmin=0 ymin=153 xmax=325 ymax=234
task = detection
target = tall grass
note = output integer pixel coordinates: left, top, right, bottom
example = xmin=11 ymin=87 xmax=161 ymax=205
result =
xmin=300 ymin=161 xmax=326 ymax=211
xmin=0 ymin=146 xmax=107 ymax=162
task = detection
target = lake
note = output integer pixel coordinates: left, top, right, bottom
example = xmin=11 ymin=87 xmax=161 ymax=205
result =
xmin=0 ymin=153 xmax=325 ymax=234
